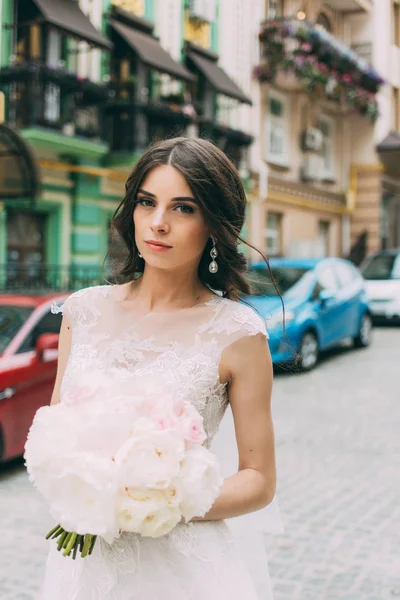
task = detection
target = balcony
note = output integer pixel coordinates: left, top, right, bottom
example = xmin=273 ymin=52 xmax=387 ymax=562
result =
xmin=198 ymin=120 xmax=253 ymax=169
xmin=325 ymin=0 xmax=372 ymax=12
xmin=256 ymin=18 xmax=384 ymax=121
xmin=105 ymin=84 xmax=196 ymax=154
xmin=0 ymin=61 xmax=107 ymax=141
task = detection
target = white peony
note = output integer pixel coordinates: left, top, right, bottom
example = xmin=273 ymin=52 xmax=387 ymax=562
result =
xmin=177 ymin=446 xmax=223 ymax=522
xmin=24 ymin=404 xmax=79 ymax=473
xmin=116 ymin=488 xmax=181 ymax=538
xmin=114 ymin=425 xmax=185 ymax=490
xmin=24 ymin=379 xmax=223 ymax=550
xmin=45 ymin=453 xmax=119 ymax=543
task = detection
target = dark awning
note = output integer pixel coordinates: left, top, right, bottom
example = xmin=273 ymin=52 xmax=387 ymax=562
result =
xmin=0 ymin=125 xmax=40 ymax=201
xmin=186 ymin=46 xmax=252 ymax=105
xmin=109 ymin=19 xmax=195 ymax=83
xmin=31 ymin=0 xmax=112 ymax=50
xmin=377 ymin=131 xmax=400 ymax=153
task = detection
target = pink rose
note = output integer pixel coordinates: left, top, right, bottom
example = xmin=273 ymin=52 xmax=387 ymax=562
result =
xmin=179 ymin=415 xmax=207 ymax=446
xmin=155 ymin=416 xmax=177 ymax=431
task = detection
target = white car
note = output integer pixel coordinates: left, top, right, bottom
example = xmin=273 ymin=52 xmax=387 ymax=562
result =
xmin=360 ymin=249 xmax=400 ymax=322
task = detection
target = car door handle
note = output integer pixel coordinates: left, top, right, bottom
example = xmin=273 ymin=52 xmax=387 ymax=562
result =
xmin=0 ymin=387 xmax=16 ymax=401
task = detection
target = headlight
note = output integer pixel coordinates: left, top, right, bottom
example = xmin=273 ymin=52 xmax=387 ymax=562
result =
xmin=266 ymin=310 xmax=296 ymax=330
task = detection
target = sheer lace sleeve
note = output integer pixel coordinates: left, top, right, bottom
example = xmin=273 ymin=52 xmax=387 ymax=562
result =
xmin=201 ymin=299 xmax=268 ymax=355
xmin=230 ymin=302 xmax=268 ymax=339
xmin=50 ymin=286 xmax=96 ymax=326
xmin=50 ymin=295 xmax=72 ymax=319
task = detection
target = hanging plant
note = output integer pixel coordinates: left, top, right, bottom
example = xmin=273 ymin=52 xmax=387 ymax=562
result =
xmin=256 ymin=17 xmax=383 ymax=122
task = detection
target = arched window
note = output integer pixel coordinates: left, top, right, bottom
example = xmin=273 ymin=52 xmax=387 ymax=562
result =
xmin=316 ymin=13 xmax=332 ymax=32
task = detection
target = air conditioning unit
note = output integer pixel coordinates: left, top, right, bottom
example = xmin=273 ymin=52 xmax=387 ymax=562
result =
xmin=189 ymin=0 xmax=215 ymax=23
xmin=301 ymin=154 xmax=323 ymax=182
xmin=302 ymin=128 xmax=324 ymax=152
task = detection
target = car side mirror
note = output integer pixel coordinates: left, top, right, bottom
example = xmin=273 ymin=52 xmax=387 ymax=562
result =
xmin=318 ymin=289 xmax=335 ymax=304
xmin=35 ymin=333 xmax=59 ymax=362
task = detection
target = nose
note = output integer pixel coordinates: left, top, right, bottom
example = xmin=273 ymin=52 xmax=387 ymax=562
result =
xmin=150 ymin=206 xmax=170 ymax=234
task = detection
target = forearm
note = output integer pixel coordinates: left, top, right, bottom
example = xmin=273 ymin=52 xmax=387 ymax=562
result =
xmin=192 ymin=468 xmax=276 ymax=522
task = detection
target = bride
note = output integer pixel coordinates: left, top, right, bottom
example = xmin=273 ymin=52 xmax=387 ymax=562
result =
xmin=39 ymin=137 xmax=281 ymax=599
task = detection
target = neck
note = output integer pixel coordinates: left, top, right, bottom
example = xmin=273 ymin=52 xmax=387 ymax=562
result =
xmin=129 ymin=265 xmax=209 ymax=311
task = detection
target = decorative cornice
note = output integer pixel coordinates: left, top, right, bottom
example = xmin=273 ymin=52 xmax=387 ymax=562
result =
xmin=267 ymin=176 xmax=348 ymax=213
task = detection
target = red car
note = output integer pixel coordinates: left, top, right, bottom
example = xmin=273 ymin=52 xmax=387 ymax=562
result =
xmin=0 ymin=293 xmax=67 ymax=462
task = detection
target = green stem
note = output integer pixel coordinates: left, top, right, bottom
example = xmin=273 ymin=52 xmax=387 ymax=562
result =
xmin=63 ymin=532 xmax=77 ymax=557
xmin=57 ymin=530 xmax=68 ymax=551
xmin=81 ymin=534 xmax=92 ymax=558
xmin=72 ymin=537 xmax=80 ymax=560
xmin=63 ymin=532 xmax=73 ymax=550
xmin=45 ymin=524 xmax=61 ymax=540
xmin=88 ymin=535 xmax=97 ymax=556
xmin=51 ymin=526 xmax=64 ymax=540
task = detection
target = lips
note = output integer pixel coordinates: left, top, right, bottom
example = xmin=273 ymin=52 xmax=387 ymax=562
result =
xmin=145 ymin=240 xmax=173 ymax=248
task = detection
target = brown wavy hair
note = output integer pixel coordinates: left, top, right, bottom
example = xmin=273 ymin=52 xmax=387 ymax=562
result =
xmin=109 ymin=137 xmax=282 ymax=305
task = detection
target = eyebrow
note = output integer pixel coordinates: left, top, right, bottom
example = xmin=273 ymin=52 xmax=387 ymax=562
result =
xmin=137 ymin=189 xmax=197 ymax=203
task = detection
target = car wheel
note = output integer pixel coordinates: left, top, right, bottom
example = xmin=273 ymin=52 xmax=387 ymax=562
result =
xmin=354 ymin=312 xmax=373 ymax=348
xmin=298 ymin=331 xmax=319 ymax=371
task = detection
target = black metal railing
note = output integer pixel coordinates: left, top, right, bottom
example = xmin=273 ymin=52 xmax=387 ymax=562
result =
xmin=107 ymin=81 xmax=136 ymax=109
xmin=198 ymin=121 xmax=253 ymax=169
xmin=105 ymin=101 xmax=191 ymax=153
xmin=0 ymin=62 xmax=107 ymax=139
xmin=0 ymin=264 xmax=113 ymax=293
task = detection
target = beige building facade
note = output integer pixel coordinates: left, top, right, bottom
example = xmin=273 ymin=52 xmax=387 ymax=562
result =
xmin=248 ymin=0 xmax=395 ymax=264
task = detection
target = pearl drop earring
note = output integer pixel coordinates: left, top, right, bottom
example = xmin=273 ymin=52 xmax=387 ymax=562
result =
xmin=209 ymin=238 xmax=218 ymax=274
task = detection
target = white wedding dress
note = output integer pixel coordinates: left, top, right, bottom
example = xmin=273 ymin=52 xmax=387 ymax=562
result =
xmin=38 ymin=284 xmax=283 ymax=600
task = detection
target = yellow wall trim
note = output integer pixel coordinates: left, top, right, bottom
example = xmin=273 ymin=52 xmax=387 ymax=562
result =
xmin=347 ymin=163 xmax=384 ymax=211
xmin=268 ymin=189 xmax=350 ymax=215
xmin=251 ymin=187 xmax=350 ymax=215
xmin=38 ymin=160 xmax=128 ymax=181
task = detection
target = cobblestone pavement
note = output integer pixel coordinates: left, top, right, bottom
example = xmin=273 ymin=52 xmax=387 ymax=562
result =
xmin=0 ymin=327 xmax=399 ymax=600
xmin=264 ymin=326 xmax=400 ymax=600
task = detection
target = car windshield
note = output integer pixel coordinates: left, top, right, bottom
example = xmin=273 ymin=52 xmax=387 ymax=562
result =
xmin=361 ymin=254 xmax=400 ymax=280
xmin=0 ymin=305 xmax=34 ymax=353
xmin=248 ymin=267 xmax=311 ymax=296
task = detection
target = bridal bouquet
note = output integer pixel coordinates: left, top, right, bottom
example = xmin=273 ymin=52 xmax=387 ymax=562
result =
xmin=24 ymin=375 xmax=223 ymax=560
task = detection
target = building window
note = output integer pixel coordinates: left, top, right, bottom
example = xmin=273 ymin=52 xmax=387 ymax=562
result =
xmin=318 ymin=220 xmax=330 ymax=257
xmin=318 ymin=116 xmax=335 ymax=180
xmin=265 ymin=212 xmax=283 ymax=256
xmin=316 ymin=13 xmax=332 ymax=33
xmin=6 ymin=210 xmax=47 ymax=284
xmin=110 ymin=0 xmax=145 ymax=16
xmin=266 ymin=0 xmax=284 ymax=19
xmin=265 ymin=92 xmax=289 ymax=167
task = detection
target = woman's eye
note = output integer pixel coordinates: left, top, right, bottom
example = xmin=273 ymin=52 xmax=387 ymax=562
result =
xmin=175 ymin=204 xmax=195 ymax=214
xmin=137 ymin=198 xmax=154 ymax=207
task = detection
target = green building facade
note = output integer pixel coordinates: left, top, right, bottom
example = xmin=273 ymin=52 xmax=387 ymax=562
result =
xmin=0 ymin=0 xmax=253 ymax=291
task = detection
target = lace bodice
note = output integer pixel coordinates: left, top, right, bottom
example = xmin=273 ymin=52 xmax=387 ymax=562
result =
xmin=41 ymin=285 xmax=279 ymax=600
xmin=52 ymin=285 xmax=268 ymax=448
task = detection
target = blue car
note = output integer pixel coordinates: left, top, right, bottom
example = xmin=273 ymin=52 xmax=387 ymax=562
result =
xmin=245 ymin=257 xmax=372 ymax=371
